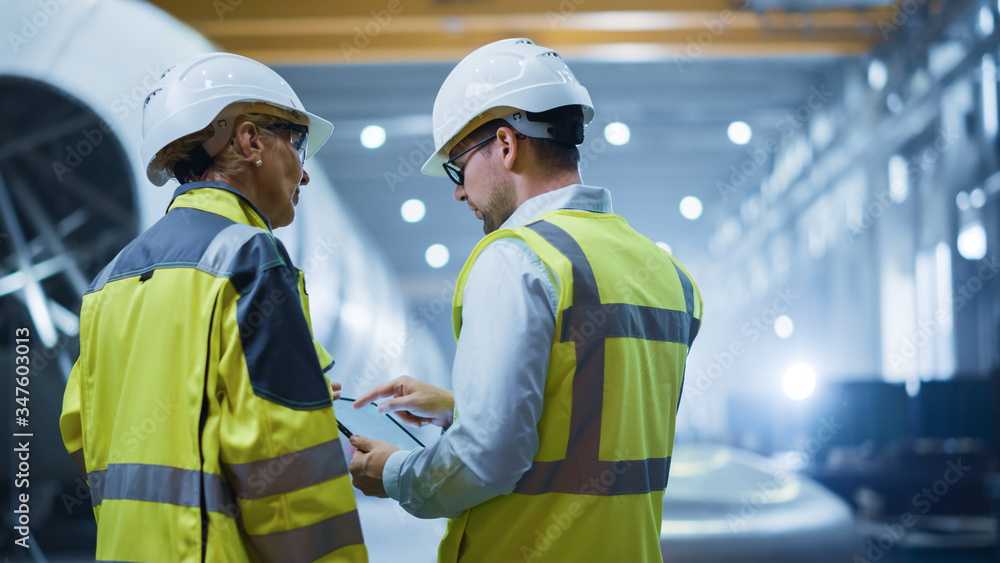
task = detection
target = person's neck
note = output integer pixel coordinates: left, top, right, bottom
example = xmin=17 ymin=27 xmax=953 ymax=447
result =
xmin=515 ymin=169 xmax=582 ymax=208
xmin=204 ymin=170 xmax=258 ymax=207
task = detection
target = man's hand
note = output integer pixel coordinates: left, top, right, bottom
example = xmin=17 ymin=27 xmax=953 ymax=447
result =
xmin=354 ymin=376 xmax=454 ymax=428
xmin=348 ymin=435 xmax=399 ymax=498
xmin=330 ymin=381 xmax=343 ymax=401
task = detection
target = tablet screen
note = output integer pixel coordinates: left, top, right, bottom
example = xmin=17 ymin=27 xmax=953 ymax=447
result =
xmin=333 ymin=397 xmax=424 ymax=450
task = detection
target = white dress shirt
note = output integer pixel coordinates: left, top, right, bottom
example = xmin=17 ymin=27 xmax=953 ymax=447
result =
xmin=382 ymin=184 xmax=613 ymax=518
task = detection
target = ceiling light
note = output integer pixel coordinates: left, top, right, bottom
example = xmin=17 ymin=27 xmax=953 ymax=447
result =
xmin=360 ymin=125 xmax=386 ymax=149
xmin=979 ymin=5 xmax=995 ymax=37
xmin=774 ymin=315 xmax=794 ymax=339
xmin=783 ymin=363 xmax=816 ymax=400
xmin=888 ymin=155 xmax=909 ymax=203
xmin=604 ymin=122 xmax=630 ymax=145
xmin=868 ymin=59 xmax=888 ymax=91
xmin=679 ymin=196 xmax=703 ymax=220
xmin=655 ymin=241 xmax=672 ymax=254
xmin=727 ymin=121 xmax=751 ymax=145
xmin=400 ymin=199 xmax=425 ymax=223
xmin=956 ymin=191 xmax=970 ymax=211
xmin=425 ymin=243 xmax=450 ymax=268
xmin=970 ymin=187 xmax=987 ymax=208
xmin=886 ymin=93 xmax=904 ymax=114
xmin=957 ymin=221 xmax=987 ymax=260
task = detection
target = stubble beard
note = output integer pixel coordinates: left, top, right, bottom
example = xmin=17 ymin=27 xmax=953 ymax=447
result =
xmin=480 ymin=171 xmax=517 ymax=235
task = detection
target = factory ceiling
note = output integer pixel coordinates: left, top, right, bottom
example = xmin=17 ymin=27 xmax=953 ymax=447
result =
xmin=149 ymin=0 xmax=897 ymax=64
xmin=143 ymin=0 xmax=907 ymax=353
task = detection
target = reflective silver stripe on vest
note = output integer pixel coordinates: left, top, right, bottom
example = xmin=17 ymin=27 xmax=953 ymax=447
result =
xmin=516 ymin=220 xmax=687 ymax=496
xmin=670 ymin=260 xmax=699 ymax=408
xmin=88 ymin=463 xmax=235 ymax=515
xmin=222 ymin=438 xmax=349 ymax=500
xmin=561 ymin=304 xmax=692 ymax=344
xmin=528 ymin=221 xmax=600 ymax=307
xmin=248 ymin=510 xmax=365 ymax=562
xmin=671 ymin=260 xmax=700 ymax=348
xmin=514 ymin=457 xmax=671 ymax=496
xmin=198 ymin=223 xmax=263 ymax=275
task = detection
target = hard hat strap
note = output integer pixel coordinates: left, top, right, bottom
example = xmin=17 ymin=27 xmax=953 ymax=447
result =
xmin=524 ymin=106 xmax=585 ymax=146
xmin=501 ymin=106 xmax=585 ymax=146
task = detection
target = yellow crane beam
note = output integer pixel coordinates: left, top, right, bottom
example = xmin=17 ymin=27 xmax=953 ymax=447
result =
xmin=150 ymin=0 xmax=898 ymax=64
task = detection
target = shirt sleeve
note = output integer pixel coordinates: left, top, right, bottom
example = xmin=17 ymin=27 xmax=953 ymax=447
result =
xmin=384 ymin=239 xmax=557 ymax=518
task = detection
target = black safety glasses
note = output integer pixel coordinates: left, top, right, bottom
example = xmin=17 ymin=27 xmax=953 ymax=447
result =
xmin=442 ymin=136 xmax=496 ymax=186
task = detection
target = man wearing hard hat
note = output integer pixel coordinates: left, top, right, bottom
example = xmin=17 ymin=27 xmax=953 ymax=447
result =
xmin=349 ymin=38 xmax=703 ymax=562
xmin=60 ymin=53 xmax=366 ymax=562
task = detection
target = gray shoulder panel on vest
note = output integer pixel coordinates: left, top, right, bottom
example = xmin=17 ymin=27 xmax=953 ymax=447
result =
xmin=87 ymin=251 xmax=125 ymax=294
xmin=198 ymin=223 xmax=266 ymax=276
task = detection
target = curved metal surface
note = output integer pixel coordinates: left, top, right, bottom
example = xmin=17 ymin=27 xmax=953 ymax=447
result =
xmin=662 ymin=443 xmax=863 ymax=562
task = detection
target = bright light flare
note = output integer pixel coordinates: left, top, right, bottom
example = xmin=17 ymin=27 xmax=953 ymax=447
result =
xmin=425 ymin=243 xmax=450 ymax=268
xmin=727 ymin=121 xmax=752 ymax=145
xmin=604 ymin=122 xmax=631 ymax=145
xmin=401 ymin=199 xmax=425 ymax=223
xmin=679 ymin=196 xmax=703 ymax=220
xmin=783 ymin=363 xmax=816 ymax=400
xmin=360 ymin=125 xmax=386 ymax=149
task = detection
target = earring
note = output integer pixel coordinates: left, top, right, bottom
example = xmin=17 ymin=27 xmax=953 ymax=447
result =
xmin=255 ymin=159 xmax=263 ymax=167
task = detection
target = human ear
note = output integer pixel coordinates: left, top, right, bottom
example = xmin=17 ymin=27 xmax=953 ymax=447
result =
xmin=233 ymin=121 xmax=263 ymax=162
xmin=495 ymin=126 xmax=520 ymax=171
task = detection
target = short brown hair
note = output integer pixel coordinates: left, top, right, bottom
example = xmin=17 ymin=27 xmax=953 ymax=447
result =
xmin=465 ymin=117 xmax=581 ymax=172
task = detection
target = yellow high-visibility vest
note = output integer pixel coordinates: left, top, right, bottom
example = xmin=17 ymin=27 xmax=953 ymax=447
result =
xmin=60 ymin=182 xmax=367 ymax=562
xmin=442 ymin=209 xmax=702 ymax=563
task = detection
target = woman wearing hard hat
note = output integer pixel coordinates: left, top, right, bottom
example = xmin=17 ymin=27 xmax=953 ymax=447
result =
xmin=60 ymin=53 xmax=367 ymax=562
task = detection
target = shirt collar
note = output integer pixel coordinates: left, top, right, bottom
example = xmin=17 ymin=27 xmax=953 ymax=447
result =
xmin=167 ymin=181 xmax=272 ymax=231
xmin=500 ymin=184 xmax=613 ymax=230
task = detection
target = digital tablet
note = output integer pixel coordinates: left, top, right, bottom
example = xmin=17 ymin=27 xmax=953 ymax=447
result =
xmin=333 ymin=397 xmax=424 ymax=450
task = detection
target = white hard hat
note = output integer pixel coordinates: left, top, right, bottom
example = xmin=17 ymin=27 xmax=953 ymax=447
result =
xmin=140 ymin=52 xmax=333 ymax=186
xmin=421 ymin=38 xmax=594 ymax=177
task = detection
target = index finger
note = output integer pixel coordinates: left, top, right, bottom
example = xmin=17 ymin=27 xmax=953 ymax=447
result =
xmin=353 ymin=381 xmax=399 ymax=408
